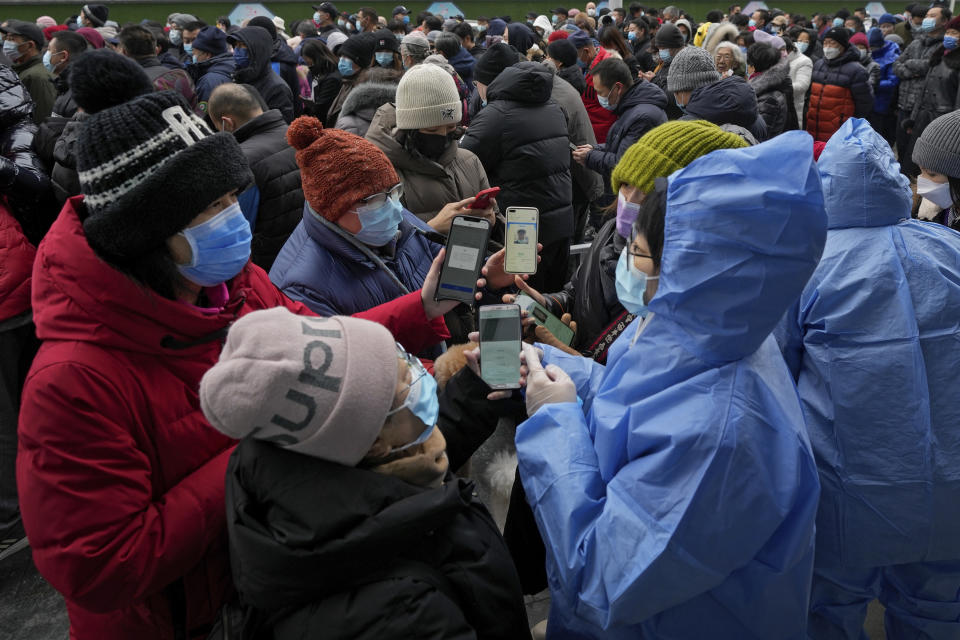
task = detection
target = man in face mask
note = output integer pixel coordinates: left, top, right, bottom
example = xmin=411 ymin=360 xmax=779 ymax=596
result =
xmin=0 ymin=20 xmax=56 ymax=123
xmin=45 ymin=30 xmax=87 ymax=119
xmin=312 ymin=2 xmax=341 ymax=36
xmin=186 ymin=26 xmax=235 ymax=115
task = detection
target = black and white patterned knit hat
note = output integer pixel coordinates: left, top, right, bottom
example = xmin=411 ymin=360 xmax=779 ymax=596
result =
xmin=77 ymin=91 xmax=253 ymax=262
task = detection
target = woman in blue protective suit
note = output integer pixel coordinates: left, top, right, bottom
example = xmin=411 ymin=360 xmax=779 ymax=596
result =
xmin=777 ymin=117 xmax=960 ymax=640
xmin=515 ymin=131 xmax=827 ymax=639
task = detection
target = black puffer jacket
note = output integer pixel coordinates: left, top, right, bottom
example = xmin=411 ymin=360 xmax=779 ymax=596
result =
xmin=227 ymin=367 xmax=530 ymax=640
xmin=233 ymin=109 xmax=303 ymax=271
xmin=270 ymin=35 xmax=302 ymax=117
xmin=231 ymin=27 xmax=295 ymax=123
xmin=50 ymin=114 xmax=84 ymax=206
xmin=558 ymin=63 xmax=585 ymax=94
xmin=0 ymin=66 xmax=55 ymax=245
xmin=461 ymin=62 xmax=573 ymax=244
xmin=51 ymin=71 xmax=77 ymax=119
xmin=682 ymin=76 xmax=769 ymax=141
xmin=749 ymin=59 xmax=798 ymax=136
xmin=894 ymin=33 xmax=944 ymax=111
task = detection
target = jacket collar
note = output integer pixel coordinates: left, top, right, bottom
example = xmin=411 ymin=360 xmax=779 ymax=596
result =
xmin=232 ymin=108 xmax=287 ymax=144
xmin=302 ymin=202 xmax=408 ymax=268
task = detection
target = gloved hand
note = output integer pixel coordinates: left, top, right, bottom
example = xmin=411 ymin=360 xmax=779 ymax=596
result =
xmin=522 ymin=342 xmax=576 ymax=416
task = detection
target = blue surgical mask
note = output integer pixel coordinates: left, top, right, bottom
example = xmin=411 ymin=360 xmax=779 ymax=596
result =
xmin=338 ymin=56 xmax=355 ymax=76
xmin=921 ymin=17 xmax=936 ymax=32
xmin=628 ymin=31 xmax=638 ymax=41
xmin=42 ymin=49 xmax=56 ymax=72
xmin=615 ymin=247 xmax=659 ymax=316
xmin=675 ymin=96 xmax=687 ymax=113
xmin=739 ymin=45 xmax=748 ymax=55
xmin=234 ymin=47 xmax=250 ymax=69
xmin=2 ymin=40 xmax=21 ymax=63
xmin=658 ymin=49 xmax=672 ymax=62
xmin=598 ymin=92 xmax=614 ymax=110
xmin=375 ymin=51 xmax=394 ymax=67
xmin=385 ymin=353 xmax=440 ymax=452
xmin=183 ymin=42 xmax=193 ymax=55
xmin=403 ymin=14 xmax=410 ymax=23
xmin=552 ymin=14 xmax=559 ymax=24
xmin=169 ymin=29 xmax=182 ymax=45
xmin=176 ymin=202 xmax=252 ymax=287
xmin=945 ymin=35 xmax=958 ymax=50
xmin=748 ymin=18 xmax=756 ymax=27
xmin=833 ymin=17 xmax=844 ymax=27
xmin=354 ymin=197 xmax=403 ymax=246
xmin=338 ymin=18 xmax=346 ymax=27
xmin=192 ymin=53 xmax=200 ymax=64
xmin=797 ymin=41 xmax=809 ymax=53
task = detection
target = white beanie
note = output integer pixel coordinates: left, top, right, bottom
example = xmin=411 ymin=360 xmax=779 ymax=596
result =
xmin=199 ymin=308 xmax=399 ymax=466
xmin=395 ymin=63 xmax=462 ymax=129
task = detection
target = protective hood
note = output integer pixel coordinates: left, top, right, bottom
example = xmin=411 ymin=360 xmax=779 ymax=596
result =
xmin=338 ymin=81 xmax=397 ymax=118
xmin=818 ymin=118 xmax=912 ymax=229
xmin=650 ymin=131 xmax=827 ymax=364
xmin=487 ymin=61 xmax=554 ymax=104
xmin=230 ymin=26 xmax=273 ymax=80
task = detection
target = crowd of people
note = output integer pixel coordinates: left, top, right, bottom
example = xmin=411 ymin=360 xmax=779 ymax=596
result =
xmin=2 ymin=1 xmax=960 ymax=639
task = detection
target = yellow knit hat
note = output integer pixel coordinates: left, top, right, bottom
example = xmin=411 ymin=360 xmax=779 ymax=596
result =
xmin=611 ymin=120 xmax=748 ymax=194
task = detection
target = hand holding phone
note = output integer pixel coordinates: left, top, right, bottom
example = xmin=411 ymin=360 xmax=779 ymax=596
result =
xmin=434 ymin=215 xmax=491 ymax=304
xmin=521 ymin=343 xmax=577 ymax=415
xmin=469 ymin=186 xmax=500 ymax=210
xmin=516 ymin=293 xmax=575 ymax=346
xmin=505 ymin=207 xmax=539 ymax=275
xmin=479 ymin=305 xmax=522 ymax=389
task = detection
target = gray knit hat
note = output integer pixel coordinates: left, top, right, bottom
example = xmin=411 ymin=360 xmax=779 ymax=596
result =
xmin=396 ymin=63 xmax=462 ymax=129
xmin=912 ymin=110 xmax=960 ymax=178
xmin=667 ymin=46 xmax=722 ymax=93
xmin=655 ymin=22 xmax=685 ymax=49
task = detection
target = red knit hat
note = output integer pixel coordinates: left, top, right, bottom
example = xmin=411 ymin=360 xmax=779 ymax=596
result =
xmin=849 ymin=32 xmax=869 ymax=48
xmin=548 ymin=29 xmax=570 ymax=42
xmin=287 ymin=117 xmax=398 ymax=222
xmin=43 ymin=24 xmax=69 ymax=41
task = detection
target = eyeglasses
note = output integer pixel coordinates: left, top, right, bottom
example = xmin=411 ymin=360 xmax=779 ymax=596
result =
xmin=359 ymin=183 xmax=403 ymax=209
xmin=387 ymin=342 xmax=427 ymax=415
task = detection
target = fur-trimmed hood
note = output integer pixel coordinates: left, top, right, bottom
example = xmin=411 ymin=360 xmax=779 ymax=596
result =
xmin=338 ymin=81 xmax=397 ymax=118
xmin=703 ymin=22 xmax=739 ymax=55
xmin=750 ymin=58 xmax=792 ymax=96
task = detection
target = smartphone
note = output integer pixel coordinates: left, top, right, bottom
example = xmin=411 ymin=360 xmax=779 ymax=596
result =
xmin=569 ymin=142 xmax=578 ymax=151
xmin=469 ymin=186 xmax=500 ymax=210
xmin=434 ymin=215 xmax=491 ymax=303
xmin=516 ymin=294 xmax=576 ymax=346
xmin=479 ymin=304 xmax=522 ymax=389
xmin=504 ymin=207 xmax=539 ymax=275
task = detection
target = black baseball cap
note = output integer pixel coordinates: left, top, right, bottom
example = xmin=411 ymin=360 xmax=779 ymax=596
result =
xmin=526 ymin=11 xmax=539 ymax=19
xmin=312 ymin=2 xmax=338 ymax=16
xmin=392 ymin=5 xmax=411 ymax=15
xmin=0 ymin=19 xmax=45 ymax=48
xmin=552 ymin=7 xmax=569 ymax=15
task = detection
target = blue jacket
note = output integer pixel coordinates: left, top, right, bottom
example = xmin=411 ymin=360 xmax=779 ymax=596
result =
xmin=682 ymin=76 xmax=769 ymax=141
xmin=870 ymin=40 xmax=900 ymax=114
xmin=776 ymin=118 xmax=960 ymax=568
xmin=269 ymin=203 xmax=441 ymax=318
xmin=189 ymin=52 xmax=236 ymax=110
xmin=516 ymin=131 xmax=825 ymax=639
xmin=447 ymin=47 xmax=476 ymax=90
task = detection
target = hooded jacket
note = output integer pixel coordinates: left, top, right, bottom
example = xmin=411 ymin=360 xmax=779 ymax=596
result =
xmin=270 ymin=35 xmax=302 ymax=114
xmin=908 ymin=45 xmax=960 ymax=132
xmin=585 ymin=80 xmax=667 ymax=191
xmin=447 ymin=46 xmax=476 ymax=87
xmin=188 ymin=52 xmax=235 ymax=111
xmin=749 ymin=59 xmax=798 ymax=136
xmin=558 ymin=62 xmax=586 ymax=93
xmin=17 ymin=198 xmax=448 ymax=640
xmin=681 ymin=76 xmax=768 ymax=141
xmin=893 ymin=33 xmax=944 ymax=111
xmin=333 ymin=81 xmax=397 ymax=137
xmin=516 ymin=131 xmax=826 ymax=639
xmin=366 ymin=102 xmax=490 ymax=224
xmin=787 ymin=50 xmax=813 ymax=125
xmin=232 ymin=109 xmax=303 ymax=271
xmin=0 ymin=199 xmax=34 ymax=322
xmin=776 ymin=118 xmax=960 ymax=568
xmin=806 ymin=46 xmax=873 ymax=142
xmin=870 ymin=39 xmax=901 ymax=114
xmin=231 ymin=27 xmax=295 ymax=123
xmin=461 ymin=62 xmax=573 ymax=245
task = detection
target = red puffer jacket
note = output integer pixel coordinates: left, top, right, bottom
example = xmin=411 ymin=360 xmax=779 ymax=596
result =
xmin=0 ymin=199 xmax=35 ymax=321
xmin=17 ymin=197 xmax=448 ymax=640
xmin=582 ymin=47 xmax=618 ymax=143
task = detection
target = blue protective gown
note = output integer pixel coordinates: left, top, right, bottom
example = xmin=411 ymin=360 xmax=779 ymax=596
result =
xmin=516 ymin=131 xmax=827 ymax=639
xmin=778 ymin=118 xmax=960 ymax=570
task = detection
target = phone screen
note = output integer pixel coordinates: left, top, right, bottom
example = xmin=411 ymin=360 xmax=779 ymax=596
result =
xmin=479 ymin=305 xmax=522 ymax=389
xmin=505 ymin=207 xmax=538 ymax=274
xmin=436 ymin=216 xmax=490 ymax=303
xmin=515 ymin=294 xmax=575 ymax=346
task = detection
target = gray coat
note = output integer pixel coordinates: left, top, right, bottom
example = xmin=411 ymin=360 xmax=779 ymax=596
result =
xmin=333 ymin=82 xmax=397 ymax=137
xmin=893 ymin=34 xmax=944 ymax=111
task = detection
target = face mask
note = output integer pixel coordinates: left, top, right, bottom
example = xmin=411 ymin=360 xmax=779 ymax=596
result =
xmin=739 ymin=45 xmax=748 ymax=55
xmin=234 ymin=47 xmax=250 ymax=69
xmin=588 ymin=9 xmax=596 ymax=16
xmin=2 ymin=40 xmax=22 ymax=63
xmin=385 ymin=355 xmax=440 ymax=452
xmin=833 ymin=17 xmax=844 ymax=27
xmin=338 ymin=56 xmax=355 ymax=76
xmin=478 ymin=24 xmax=486 ymax=33
xmin=176 ymin=202 xmax=252 ymax=287
xmin=748 ymin=18 xmax=756 ymax=27
xmin=412 ymin=131 xmax=453 ymax=159
xmin=921 ymin=17 xmax=936 ymax=32
xmin=917 ymin=176 xmax=954 ymax=209
xmin=552 ymin=14 xmax=559 ymax=24
xmin=615 ymin=247 xmax=659 ymax=316
xmin=797 ymin=41 xmax=809 ymax=53
xmin=675 ymin=96 xmax=687 ymax=113
xmin=628 ymin=31 xmax=638 ymax=41
xmin=823 ymin=46 xmax=841 ymax=59
xmin=945 ymin=35 xmax=958 ymax=50
xmin=338 ymin=18 xmax=346 ymax=27
xmin=658 ymin=49 xmax=672 ymax=62
xmin=403 ymin=15 xmax=410 ymax=23
xmin=354 ymin=196 xmax=403 ymax=246
xmin=42 ymin=49 xmax=57 ymax=73
xmin=616 ymin=193 xmax=642 ymax=238
xmin=859 ymin=48 xmax=870 ymax=61
xmin=183 ymin=42 xmax=193 ymax=55
xmin=375 ymin=51 xmax=394 ymax=67
xmin=169 ymin=29 xmax=182 ymax=45
xmin=597 ymin=90 xmax=616 ymax=110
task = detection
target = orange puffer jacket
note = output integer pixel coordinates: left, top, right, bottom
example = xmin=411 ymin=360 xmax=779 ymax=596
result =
xmin=805 ymin=47 xmax=873 ymax=142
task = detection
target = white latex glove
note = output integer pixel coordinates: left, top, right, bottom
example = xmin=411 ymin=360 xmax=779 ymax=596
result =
xmin=522 ymin=342 xmax=576 ymax=416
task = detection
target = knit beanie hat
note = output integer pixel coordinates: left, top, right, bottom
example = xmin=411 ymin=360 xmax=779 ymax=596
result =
xmin=340 ymin=32 xmax=375 ymax=67
xmin=946 ymin=16 xmax=960 ymax=32
xmin=396 ymin=64 xmax=462 ymax=129
xmin=82 ymin=3 xmax=109 ymax=27
xmin=486 ymin=18 xmax=507 ymax=37
xmin=878 ymin=13 xmax=896 ymax=25
xmin=287 ymin=116 xmax=398 ymax=221
xmin=823 ymin=26 xmax=850 ymax=49
xmin=193 ymin=25 xmax=227 ymax=55
xmin=849 ymin=32 xmax=869 ymax=48
xmin=200 ymin=308 xmax=399 ymax=466
xmin=375 ymin=29 xmax=399 ymax=53
xmin=36 ymin=16 xmax=57 ymax=29
xmin=912 ymin=110 xmax=960 ymax=178
xmin=548 ymin=29 xmax=570 ymax=42
xmin=655 ymin=22 xmax=685 ymax=49
xmin=475 ymin=42 xmax=520 ymax=84
xmin=611 ymin=120 xmax=748 ymax=194
xmin=78 ymin=91 xmax=253 ymax=262
xmin=547 ymin=38 xmax=578 ymax=67
xmin=400 ymin=30 xmax=429 ymax=58
xmin=70 ymin=49 xmax=154 ymax=114
xmin=667 ymin=46 xmax=722 ymax=92
xmin=868 ymin=27 xmax=885 ymax=48
xmin=76 ymin=26 xmax=105 ymax=49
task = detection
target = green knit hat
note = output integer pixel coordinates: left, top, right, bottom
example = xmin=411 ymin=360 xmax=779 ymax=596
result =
xmin=611 ymin=120 xmax=748 ymax=194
